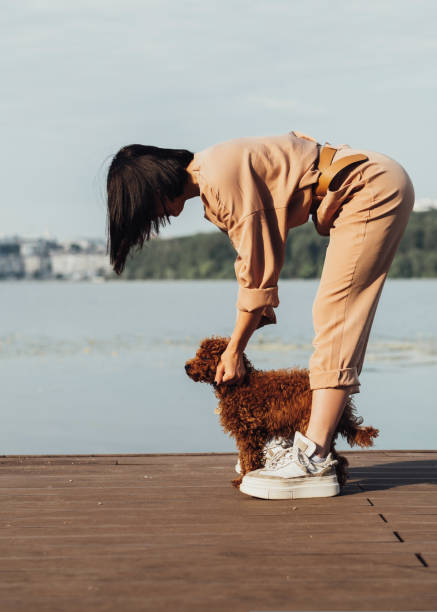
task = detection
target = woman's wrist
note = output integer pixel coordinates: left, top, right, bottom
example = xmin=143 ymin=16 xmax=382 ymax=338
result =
xmin=226 ymin=340 xmax=244 ymax=354
xmin=228 ymin=308 xmax=264 ymax=353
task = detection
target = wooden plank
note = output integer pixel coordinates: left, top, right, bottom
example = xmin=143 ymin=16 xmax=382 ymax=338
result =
xmin=0 ymin=524 xmax=397 ymax=541
xmin=0 ymin=551 xmax=433 ymax=579
xmin=381 ymin=514 xmax=437 ymax=524
xmin=1 ymin=577 xmax=437 ymax=612
xmin=1 ymin=534 xmax=437 ymax=557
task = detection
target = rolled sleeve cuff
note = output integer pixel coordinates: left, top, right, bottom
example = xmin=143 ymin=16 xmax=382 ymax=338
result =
xmin=309 ymin=367 xmax=360 ymax=392
xmin=237 ymin=286 xmax=279 ymax=312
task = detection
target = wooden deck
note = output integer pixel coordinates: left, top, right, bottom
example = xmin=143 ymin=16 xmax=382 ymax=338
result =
xmin=1 ymin=451 xmax=437 ymax=611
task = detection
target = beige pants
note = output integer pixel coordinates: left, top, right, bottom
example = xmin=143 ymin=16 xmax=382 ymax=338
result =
xmin=309 ymin=147 xmax=415 ymax=395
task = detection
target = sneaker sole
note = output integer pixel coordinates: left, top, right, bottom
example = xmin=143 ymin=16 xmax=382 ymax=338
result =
xmin=239 ymin=474 xmax=340 ymax=500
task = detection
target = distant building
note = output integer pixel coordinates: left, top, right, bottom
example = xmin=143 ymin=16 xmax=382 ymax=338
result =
xmin=0 ymin=235 xmax=113 ymax=281
xmin=0 ymin=240 xmax=24 ymax=278
xmin=51 ymin=251 xmax=112 ymax=280
xmin=20 ymin=239 xmax=52 ymax=279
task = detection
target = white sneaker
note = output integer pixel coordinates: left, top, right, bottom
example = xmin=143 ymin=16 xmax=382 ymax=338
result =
xmin=234 ymin=436 xmax=294 ymax=474
xmin=239 ymin=431 xmax=340 ymax=499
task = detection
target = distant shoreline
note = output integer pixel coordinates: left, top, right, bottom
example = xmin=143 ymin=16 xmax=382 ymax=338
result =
xmin=1 ymin=209 xmax=436 ymax=281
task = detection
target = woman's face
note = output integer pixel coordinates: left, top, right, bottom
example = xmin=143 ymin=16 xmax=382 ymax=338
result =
xmin=156 ymin=195 xmax=185 ymax=218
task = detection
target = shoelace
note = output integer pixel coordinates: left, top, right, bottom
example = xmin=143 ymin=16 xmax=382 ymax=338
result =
xmin=266 ymin=446 xmax=296 ymax=470
xmin=262 ymin=438 xmax=294 ymax=468
xmin=267 ymin=446 xmax=339 ymax=473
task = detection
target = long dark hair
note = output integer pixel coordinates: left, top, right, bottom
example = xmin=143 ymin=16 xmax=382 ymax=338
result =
xmin=106 ymin=144 xmax=194 ymax=275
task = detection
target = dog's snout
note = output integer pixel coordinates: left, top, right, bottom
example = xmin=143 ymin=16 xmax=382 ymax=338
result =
xmin=184 ymin=363 xmax=190 ymax=373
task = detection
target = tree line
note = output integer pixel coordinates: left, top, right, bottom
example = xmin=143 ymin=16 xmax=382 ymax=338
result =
xmin=114 ymin=209 xmax=437 ymax=280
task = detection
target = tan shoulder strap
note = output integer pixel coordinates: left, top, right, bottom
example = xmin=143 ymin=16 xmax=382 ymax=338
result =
xmin=318 ymin=144 xmax=337 ymax=170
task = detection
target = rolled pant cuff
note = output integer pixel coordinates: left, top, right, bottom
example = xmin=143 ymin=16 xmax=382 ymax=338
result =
xmin=309 ymin=367 xmax=360 ymax=392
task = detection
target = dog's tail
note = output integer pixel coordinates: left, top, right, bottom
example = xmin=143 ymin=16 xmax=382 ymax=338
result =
xmin=338 ymin=397 xmax=379 ymax=448
xmin=347 ymin=425 xmax=380 ymax=447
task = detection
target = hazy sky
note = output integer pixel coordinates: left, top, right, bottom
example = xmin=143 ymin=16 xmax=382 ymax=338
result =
xmin=2 ymin=0 xmax=436 ymax=241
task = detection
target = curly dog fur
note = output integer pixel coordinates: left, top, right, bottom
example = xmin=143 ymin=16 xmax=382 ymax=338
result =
xmin=185 ymin=336 xmax=379 ymax=492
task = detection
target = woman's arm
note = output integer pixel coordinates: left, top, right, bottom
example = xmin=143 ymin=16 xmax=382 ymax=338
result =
xmin=214 ymin=307 xmax=264 ymax=384
xmin=214 ymin=206 xmax=287 ymax=385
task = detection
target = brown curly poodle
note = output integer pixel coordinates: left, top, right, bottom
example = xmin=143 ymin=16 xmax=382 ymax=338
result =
xmin=185 ymin=336 xmax=379 ymax=491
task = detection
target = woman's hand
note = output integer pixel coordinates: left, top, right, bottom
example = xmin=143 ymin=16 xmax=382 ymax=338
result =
xmin=214 ymin=308 xmax=263 ymax=385
xmin=214 ymin=347 xmax=246 ymax=385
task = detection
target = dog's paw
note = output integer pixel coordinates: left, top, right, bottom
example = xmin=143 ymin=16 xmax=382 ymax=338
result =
xmin=231 ymin=476 xmax=243 ymax=488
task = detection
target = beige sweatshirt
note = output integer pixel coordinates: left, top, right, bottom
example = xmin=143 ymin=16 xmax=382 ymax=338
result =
xmin=190 ymin=130 xmax=323 ymax=329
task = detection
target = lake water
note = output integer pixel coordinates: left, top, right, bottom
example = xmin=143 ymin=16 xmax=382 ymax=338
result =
xmin=1 ymin=279 xmax=436 ymax=454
